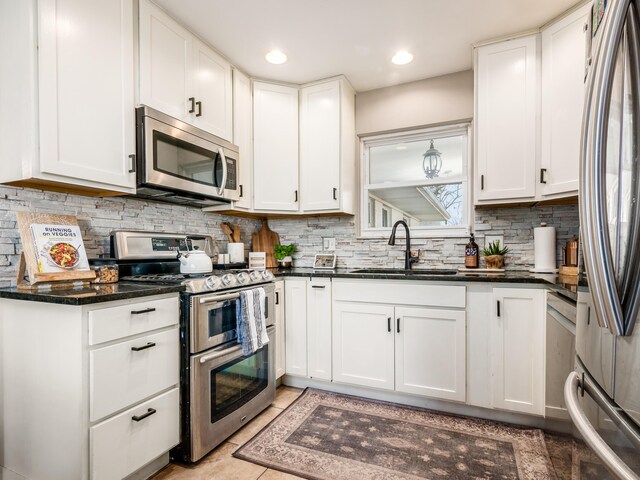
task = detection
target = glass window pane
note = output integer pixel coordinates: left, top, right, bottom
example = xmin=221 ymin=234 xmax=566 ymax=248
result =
xmin=369 ymin=134 xmax=465 ymax=184
xmin=367 ymin=183 xmax=464 ymax=228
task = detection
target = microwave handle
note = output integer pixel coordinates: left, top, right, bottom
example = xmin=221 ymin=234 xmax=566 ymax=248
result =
xmin=217 ymin=147 xmax=227 ymax=196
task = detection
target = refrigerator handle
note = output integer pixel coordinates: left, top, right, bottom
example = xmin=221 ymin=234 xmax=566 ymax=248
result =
xmin=580 ymin=0 xmax=629 ymax=336
xmin=565 ymin=371 xmax=640 ymax=480
xmin=618 ymin=6 xmax=640 ymax=336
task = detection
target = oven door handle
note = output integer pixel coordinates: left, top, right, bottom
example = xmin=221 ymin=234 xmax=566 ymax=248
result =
xmin=199 ymin=344 xmax=243 ymax=364
xmin=199 ymin=292 xmax=240 ymax=304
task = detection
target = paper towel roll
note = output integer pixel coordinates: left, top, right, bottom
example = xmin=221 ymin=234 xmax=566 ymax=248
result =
xmin=534 ymin=225 xmax=556 ymax=272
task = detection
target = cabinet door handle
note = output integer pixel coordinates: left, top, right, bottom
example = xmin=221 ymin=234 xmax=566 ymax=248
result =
xmin=481 ymin=174 xmax=485 ymax=190
xmin=188 ymin=97 xmax=195 ymax=113
xmin=275 ymin=291 xmax=279 ymax=305
xmin=239 ymin=184 xmax=244 ymax=198
xmin=397 ymin=318 xmax=400 ymax=333
xmin=311 ymin=285 xmax=325 ymax=289
xmin=128 ymin=154 xmax=136 ymax=173
xmin=333 ymin=187 xmax=337 ymax=200
xmin=294 ymin=190 xmax=298 ymax=202
xmin=131 ymin=307 xmax=156 ymax=315
xmin=387 ymin=317 xmax=391 ymax=332
xmin=196 ymin=101 xmax=202 ymax=117
xmin=132 ymin=408 xmax=156 ymax=422
xmin=497 ymin=300 xmax=501 ymax=317
xmin=540 ymin=168 xmax=547 ymax=184
xmin=131 ymin=342 xmax=156 ymax=352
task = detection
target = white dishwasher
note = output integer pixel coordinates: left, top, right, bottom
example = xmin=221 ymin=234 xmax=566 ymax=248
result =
xmin=545 ymin=291 xmax=577 ymax=420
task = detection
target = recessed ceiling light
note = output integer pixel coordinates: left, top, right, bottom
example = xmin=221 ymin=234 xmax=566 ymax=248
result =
xmin=392 ymin=50 xmax=414 ymax=65
xmin=265 ymin=50 xmax=287 ymax=65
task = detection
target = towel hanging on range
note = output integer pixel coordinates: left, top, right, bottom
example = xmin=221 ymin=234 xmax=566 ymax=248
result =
xmin=236 ymin=287 xmax=269 ymax=356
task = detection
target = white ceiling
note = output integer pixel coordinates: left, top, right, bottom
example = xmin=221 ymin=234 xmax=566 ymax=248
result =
xmin=154 ymin=0 xmax=581 ymax=92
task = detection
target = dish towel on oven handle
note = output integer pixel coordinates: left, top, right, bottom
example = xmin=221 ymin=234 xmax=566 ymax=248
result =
xmin=236 ymin=287 xmax=269 ymax=356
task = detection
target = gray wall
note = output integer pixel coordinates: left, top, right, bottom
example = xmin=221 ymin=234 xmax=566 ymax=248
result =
xmin=355 ymin=70 xmax=474 ymax=135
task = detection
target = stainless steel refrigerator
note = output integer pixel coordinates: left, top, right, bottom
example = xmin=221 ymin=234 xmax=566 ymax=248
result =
xmin=566 ymin=0 xmax=640 ymax=478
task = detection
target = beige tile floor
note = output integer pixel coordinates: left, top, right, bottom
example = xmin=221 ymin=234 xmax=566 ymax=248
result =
xmin=151 ymin=386 xmax=305 ymax=480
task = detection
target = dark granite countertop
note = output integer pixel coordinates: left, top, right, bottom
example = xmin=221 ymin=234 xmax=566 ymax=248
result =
xmin=273 ymin=267 xmax=586 ymax=301
xmin=0 ymin=282 xmax=185 ymax=306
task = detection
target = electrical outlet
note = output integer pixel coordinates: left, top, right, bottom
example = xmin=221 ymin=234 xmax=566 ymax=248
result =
xmin=484 ymin=235 xmax=504 ymax=249
xmin=323 ymin=237 xmax=336 ymax=251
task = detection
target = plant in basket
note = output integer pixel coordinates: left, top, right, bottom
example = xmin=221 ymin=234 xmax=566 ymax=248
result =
xmin=482 ymin=240 xmax=510 ymax=269
xmin=274 ymin=244 xmax=296 ymax=268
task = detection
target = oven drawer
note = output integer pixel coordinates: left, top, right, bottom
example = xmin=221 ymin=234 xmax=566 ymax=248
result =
xmin=90 ymin=388 xmax=179 ymax=480
xmin=88 ymin=295 xmax=179 ymax=345
xmin=90 ymin=328 xmax=179 ymax=421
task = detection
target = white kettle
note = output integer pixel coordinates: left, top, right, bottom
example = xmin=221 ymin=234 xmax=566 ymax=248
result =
xmin=177 ymin=247 xmax=213 ymax=275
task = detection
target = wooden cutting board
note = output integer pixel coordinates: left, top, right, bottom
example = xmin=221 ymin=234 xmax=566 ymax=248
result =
xmin=252 ymin=220 xmax=280 ymax=268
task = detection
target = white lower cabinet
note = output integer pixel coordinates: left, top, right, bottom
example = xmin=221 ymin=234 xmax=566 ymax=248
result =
xmin=491 ymin=287 xmax=545 ymax=415
xmin=395 ymin=307 xmax=466 ymax=401
xmin=284 ymin=278 xmax=308 ymax=376
xmin=332 ymin=302 xmax=395 ymax=389
xmin=284 ymin=277 xmax=332 ymax=379
xmin=90 ymin=388 xmax=180 ymax=480
xmin=274 ymin=280 xmax=286 ymax=378
xmin=0 ymin=293 xmax=180 ymax=480
xmin=307 ymin=278 xmax=332 ymax=380
xmin=331 ymin=280 xmax=467 ymax=402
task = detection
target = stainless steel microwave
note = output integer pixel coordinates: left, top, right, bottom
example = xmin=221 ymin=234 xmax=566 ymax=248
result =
xmin=134 ymin=106 xmax=240 ymax=207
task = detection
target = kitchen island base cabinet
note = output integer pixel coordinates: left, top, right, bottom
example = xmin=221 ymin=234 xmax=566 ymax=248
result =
xmin=0 ymin=294 xmax=180 ymax=480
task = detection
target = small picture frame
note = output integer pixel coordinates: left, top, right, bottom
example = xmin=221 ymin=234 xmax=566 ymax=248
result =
xmin=313 ymin=254 xmax=336 ymax=270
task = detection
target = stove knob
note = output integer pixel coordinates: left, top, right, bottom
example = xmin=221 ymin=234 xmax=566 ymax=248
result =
xmin=236 ymin=271 xmax=250 ymax=284
xmin=262 ymin=270 xmax=274 ymax=281
xmin=221 ymin=273 xmax=236 ymax=287
xmin=205 ymin=275 xmax=221 ymax=290
xmin=249 ymin=270 xmax=263 ymax=282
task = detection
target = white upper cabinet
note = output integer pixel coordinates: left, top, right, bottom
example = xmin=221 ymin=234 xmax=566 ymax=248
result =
xmin=540 ymin=4 xmax=591 ymax=197
xmin=138 ymin=0 xmax=232 ymax=141
xmin=0 ymin=0 xmax=136 ymax=193
xmin=475 ymin=34 xmax=539 ymax=203
xmin=253 ymin=81 xmax=300 ymax=211
xmin=300 ymin=78 xmax=356 ymax=214
xmin=138 ymin=0 xmax=191 ymax=122
xmin=191 ymin=38 xmax=233 ymax=140
xmin=232 ymin=69 xmax=253 ymax=209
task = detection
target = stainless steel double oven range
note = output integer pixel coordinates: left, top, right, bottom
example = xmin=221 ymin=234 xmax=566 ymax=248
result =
xmin=112 ymin=231 xmax=276 ymax=463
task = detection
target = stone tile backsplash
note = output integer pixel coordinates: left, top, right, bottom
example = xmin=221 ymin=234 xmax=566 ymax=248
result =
xmin=269 ymin=204 xmax=580 ymax=271
xmin=0 ymin=186 xmax=261 ymax=288
xmin=0 ymin=185 xmax=579 ymax=286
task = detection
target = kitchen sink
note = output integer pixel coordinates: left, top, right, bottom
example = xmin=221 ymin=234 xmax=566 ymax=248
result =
xmin=350 ymin=268 xmax=458 ymax=275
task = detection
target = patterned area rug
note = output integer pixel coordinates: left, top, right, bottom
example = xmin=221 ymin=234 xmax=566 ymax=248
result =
xmin=234 ymin=388 xmax=557 ymax=479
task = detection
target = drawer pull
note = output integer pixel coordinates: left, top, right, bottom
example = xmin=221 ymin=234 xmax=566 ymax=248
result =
xmin=132 ymin=408 xmax=156 ymax=422
xmin=311 ymin=285 xmax=326 ymax=289
xmin=131 ymin=307 xmax=156 ymax=315
xmin=131 ymin=342 xmax=156 ymax=352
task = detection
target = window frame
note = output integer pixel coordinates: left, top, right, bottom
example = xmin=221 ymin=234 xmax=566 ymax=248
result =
xmin=359 ymin=123 xmax=472 ymax=239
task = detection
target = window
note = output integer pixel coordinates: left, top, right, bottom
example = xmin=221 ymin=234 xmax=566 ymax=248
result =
xmin=361 ymin=123 xmax=471 ymax=238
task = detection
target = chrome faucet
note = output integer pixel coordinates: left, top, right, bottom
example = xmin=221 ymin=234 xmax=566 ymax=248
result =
xmin=388 ymin=220 xmax=418 ymax=270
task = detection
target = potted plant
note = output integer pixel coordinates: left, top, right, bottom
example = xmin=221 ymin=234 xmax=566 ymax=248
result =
xmin=274 ymin=244 xmax=296 ymax=268
xmin=482 ymin=240 xmax=510 ymax=269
